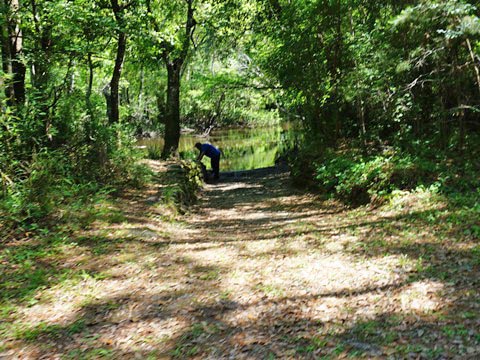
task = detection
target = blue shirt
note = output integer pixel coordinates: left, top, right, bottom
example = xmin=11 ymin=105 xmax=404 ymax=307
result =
xmin=201 ymin=143 xmax=221 ymax=159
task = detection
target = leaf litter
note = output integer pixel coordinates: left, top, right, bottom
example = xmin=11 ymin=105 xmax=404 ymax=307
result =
xmin=1 ymin=161 xmax=479 ymax=359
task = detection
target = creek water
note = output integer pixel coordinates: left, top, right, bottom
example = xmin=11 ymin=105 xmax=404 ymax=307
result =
xmin=138 ymin=123 xmax=299 ymax=171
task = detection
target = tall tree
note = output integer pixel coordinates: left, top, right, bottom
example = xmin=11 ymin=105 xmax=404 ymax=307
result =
xmin=105 ymin=0 xmax=129 ymax=124
xmin=1 ymin=0 xmax=26 ymax=105
xmin=146 ymin=0 xmax=196 ymax=158
xmin=162 ymin=0 xmax=196 ymax=158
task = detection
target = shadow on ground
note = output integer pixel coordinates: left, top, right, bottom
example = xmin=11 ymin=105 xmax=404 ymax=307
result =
xmin=2 ymin=165 xmax=479 ymax=358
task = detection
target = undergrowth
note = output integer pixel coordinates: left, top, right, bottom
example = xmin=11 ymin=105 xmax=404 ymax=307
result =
xmin=161 ymin=160 xmax=204 ymax=215
xmin=0 ymin=134 xmax=151 ymax=236
xmin=289 ymin=142 xmax=480 ymax=208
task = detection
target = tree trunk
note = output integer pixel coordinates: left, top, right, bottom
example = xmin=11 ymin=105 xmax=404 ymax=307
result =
xmin=349 ymin=7 xmax=367 ymax=147
xmin=332 ymin=0 xmax=342 ymax=142
xmin=31 ymin=0 xmax=51 ymax=90
xmin=160 ymin=0 xmax=196 ymax=158
xmin=86 ymin=53 xmax=94 ymax=109
xmin=85 ymin=52 xmax=95 ymax=140
xmin=357 ymin=98 xmax=367 ymax=147
xmin=162 ymin=61 xmax=182 ymax=158
xmin=108 ymin=32 xmax=126 ymax=123
xmin=30 ymin=0 xmax=54 ymax=142
xmin=465 ymin=37 xmax=480 ymax=96
xmin=1 ymin=6 xmax=14 ymax=100
xmin=1 ymin=0 xmax=25 ymax=105
xmin=138 ymin=66 xmax=144 ymax=103
xmin=440 ymin=46 xmax=458 ymax=149
xmin=108 ymin=0 xmax=127 ymax=124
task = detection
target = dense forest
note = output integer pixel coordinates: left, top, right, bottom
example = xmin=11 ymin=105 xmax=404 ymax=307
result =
xmin=2 ymin=0 xmax=480 ymax=224
xmin=0 ymin=0 xmax=480 ymax=358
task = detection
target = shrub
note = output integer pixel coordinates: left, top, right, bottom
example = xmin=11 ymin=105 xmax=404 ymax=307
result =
xmin=162 ymin=160 xmax=204 ymax=214
xmin=0 ymin=124 xmax=151 ymax=230
xmin=146 ymin=143 xmax=163 ymax=160
xmin=290 ymin=146 xmax=441 ymax=205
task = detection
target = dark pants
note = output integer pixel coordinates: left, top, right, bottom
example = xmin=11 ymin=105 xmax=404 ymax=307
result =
xmin=211 ymin=155 xmax=220 ymax=179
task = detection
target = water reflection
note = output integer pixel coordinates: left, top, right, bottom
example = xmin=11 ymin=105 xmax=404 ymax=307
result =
xmin=138 ymin=123 xmax=299 ymax=171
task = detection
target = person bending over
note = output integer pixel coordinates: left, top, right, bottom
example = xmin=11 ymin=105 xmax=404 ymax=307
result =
xmin=195 ymin=142 xmax=221 ymax=180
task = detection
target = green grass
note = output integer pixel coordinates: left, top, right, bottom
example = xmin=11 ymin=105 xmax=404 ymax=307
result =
xmin=17 ymin=320 xmax=87 ymax=342
xmin=198 ymin=270 xmax=220 ymax=281
xmin=0 ymin=187 xmax=130 ymax=351
xmin=349 ymin=319 xmax=399 ymax=345
xmin=146 ymin=143 xmax=162 ymax=160
xmin=441 ymin=325 xmax=470 ymax=339
xmin=171 ymin=322 xmax=217 ymax=358
xmin=65 ymin=347 xmax=115 ymax=359
xmin=254 ymin=283 xmax=285 ymax=297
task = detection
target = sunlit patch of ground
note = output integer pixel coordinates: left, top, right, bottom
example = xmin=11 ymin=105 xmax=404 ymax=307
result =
xmin=1 ymin=161 xmax=479 ymax=359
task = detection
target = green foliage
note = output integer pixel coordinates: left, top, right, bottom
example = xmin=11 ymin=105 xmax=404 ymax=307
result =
xmin=1 ymin=151 xmax=70 ymax=223
xmin=176 ymin=160 xmax=204 ymax=207
xmin=290 ymin=138 xmax=480 ymax=206
xmin=146 ymin=143 xmax=163 ymax=160
xmin=181 ymin=58 xmax=281 ymax=130
xmin=162 ymin=160 xmax=204 ymax=214
xmin=248 ymin=0 xmax=480 ymax=205
xmin=311 ymin=150 xmax=424 ymax=204
xmin=16 ymin=320 xmax=86 ymax=342
xmin=1 ymin=0 xmax=276 ymax=235
xmin=0 ymin=127 xmax=150 ymax=229
xmin=2 ymin=0 xmax=479 ymax=233
xmin=253 ymin=0 xmax=480 ymax=152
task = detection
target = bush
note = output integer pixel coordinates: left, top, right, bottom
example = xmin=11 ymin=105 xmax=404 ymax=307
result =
xmin=0 ymin=124 xmax=151 ymax=230
xmin=0 ymin=150 xmax=72 ymax=224
xmin=290 ymin=146 xmax=442 ymax=205
xmin=146 ymin=143 xmax=163 ymax=160
xmin=162 ymin=160 xmax=204 ymax=214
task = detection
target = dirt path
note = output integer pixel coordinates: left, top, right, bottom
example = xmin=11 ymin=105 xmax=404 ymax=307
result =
xmin=4 ymin=162 xmax=479 ymax=359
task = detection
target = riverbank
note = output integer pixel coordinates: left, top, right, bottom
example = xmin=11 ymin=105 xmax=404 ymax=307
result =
xmin=139 ymin=122 xmax=299 ymax=172
xmin=1 ymin=160 xmax=479 ymax=358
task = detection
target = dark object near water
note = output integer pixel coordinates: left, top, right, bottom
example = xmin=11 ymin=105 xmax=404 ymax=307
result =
xmin=200 ymin=162 xmax=289 ymax=183
xmin=199 ymin=162 xmax=217 ymax=183
xmin=221 ymin=163 xmax=289 ymax=179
